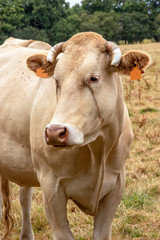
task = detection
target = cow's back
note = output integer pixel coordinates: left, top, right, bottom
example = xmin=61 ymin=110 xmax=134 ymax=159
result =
xmin=0 ymin=37 xmax=51 ymax=50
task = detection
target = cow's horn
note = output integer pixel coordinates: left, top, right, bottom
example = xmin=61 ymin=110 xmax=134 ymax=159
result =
xmin=106 ymin=41 xmax=121 ymax=67
xmin=47 ymin=42 xmax=64 ymax=63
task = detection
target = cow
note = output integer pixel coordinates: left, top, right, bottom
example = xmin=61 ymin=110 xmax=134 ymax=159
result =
xmin=0 ymin=37 xmax=51 ymax=50
xmin=0 ymin=37 xmax=52 ymax=240
xmin=0 ymin=32 xmax=150 ymax=240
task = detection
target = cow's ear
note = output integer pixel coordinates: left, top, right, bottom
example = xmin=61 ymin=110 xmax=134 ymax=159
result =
xmin=117 ymin=51 xmax=151 ymax=75
xmin=27 ymin=54 xmax=55 ymax=77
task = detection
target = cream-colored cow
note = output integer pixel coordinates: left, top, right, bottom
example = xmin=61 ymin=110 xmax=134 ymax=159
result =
xmin=0 ymin=37 xmax=51 ymax=240
xmin=0 ymin=32 xmax=150 ymax=240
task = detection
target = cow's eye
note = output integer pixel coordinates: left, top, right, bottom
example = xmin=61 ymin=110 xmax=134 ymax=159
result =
xmin=91 ymin=76 xmax=98 ymax=81
xmin=89 ymin=75 xmax=100 ymax=83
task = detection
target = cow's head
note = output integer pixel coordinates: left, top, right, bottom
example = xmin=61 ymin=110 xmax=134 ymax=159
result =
xmin=27 ymin=32 xmax=150 ymax=147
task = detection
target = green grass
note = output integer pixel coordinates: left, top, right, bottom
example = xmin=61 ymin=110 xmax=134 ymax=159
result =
xmin=140 ymin=107 xmax=159 ymax=113
xmin=122 ymin=192 xmax=150 ymax=210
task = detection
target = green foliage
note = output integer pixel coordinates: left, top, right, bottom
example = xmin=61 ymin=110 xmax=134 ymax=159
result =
xmin=0 ymin=0 xmax=159 ymax=45
xmin=54 ymin=14 xmax=80 ymax=42
xmin=30 ymin=0 xmax=67 ymax=29
xmin=0 ymin=30 xmax=9 ymax=44
xmin=81 ymin=0 xmax=114 ymax=14
xmin=154 ymin=13 xmax=160 ymax=41
xmin=0 ymin=0 xmax=24 ymax=32
xmin=123 ymin=12 xmax=151 ymax=43
xmin=12 ymin=26 xmax=49 ymax=43
xmin=0 ymin=0 xmax=24 ymax=43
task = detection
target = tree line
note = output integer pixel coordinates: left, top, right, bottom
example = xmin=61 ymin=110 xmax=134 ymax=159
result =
xmin=0 ymin=0 xmax=160 ymax=45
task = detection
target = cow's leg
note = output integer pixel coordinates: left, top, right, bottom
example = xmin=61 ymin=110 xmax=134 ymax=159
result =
xmin=40 ymin=173 xmax=74 ymax=240
xmin=0 ymin=178 xmax=2 ymax=222
xmin=19 ymin=186 xmax=34 ymax=240
xmin=93 ymin=169 xmax=125 ymax=240
xmin=0 ymin=183 xmax=2 ymax=240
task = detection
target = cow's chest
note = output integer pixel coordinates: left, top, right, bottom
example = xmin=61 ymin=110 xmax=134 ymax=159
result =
xmin=52 ymin=146 xmax=119 ymax=215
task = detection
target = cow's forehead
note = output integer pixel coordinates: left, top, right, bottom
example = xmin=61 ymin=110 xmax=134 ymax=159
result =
xmin=55 ymin=49 xmax=105 ymax=81
xmin=63 ymin=32 xmax=106 ymax=52
xmin=54 ymin=33 xmax=108 ymax=80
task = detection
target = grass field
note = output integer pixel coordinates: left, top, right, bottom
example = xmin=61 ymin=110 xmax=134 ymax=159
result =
xmin=0 ymin=42 xmax=160 ymax=240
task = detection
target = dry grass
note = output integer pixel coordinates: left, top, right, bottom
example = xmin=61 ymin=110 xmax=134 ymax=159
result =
xmin=0 ymin=42 xmax=160 ymax=239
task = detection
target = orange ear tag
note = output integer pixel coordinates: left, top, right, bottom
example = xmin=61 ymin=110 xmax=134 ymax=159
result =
xmin=36 ymin=67 xmax=48 ymax=78
xmin=130 ymin=65 xmax=141 ymax=81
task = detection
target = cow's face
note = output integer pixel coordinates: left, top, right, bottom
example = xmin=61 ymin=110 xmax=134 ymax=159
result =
xmin=27 ymin=32 xmax=150 ymax=147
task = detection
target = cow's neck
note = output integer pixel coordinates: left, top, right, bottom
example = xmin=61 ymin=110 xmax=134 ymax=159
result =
xmin=87 ymin=89 xmax=125 ymax=207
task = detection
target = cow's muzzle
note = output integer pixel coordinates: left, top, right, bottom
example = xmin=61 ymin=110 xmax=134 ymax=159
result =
xmin=44 ymin=123 xmax=84 ymax=147
xmin=45 ymin=124 xmax=69 ymax=147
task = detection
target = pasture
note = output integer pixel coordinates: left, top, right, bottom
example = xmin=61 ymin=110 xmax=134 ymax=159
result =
xmin=0 ymin=42 xmax=160 ymax=240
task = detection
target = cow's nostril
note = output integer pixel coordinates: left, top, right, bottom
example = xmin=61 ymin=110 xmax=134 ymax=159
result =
xmin=44 ymin=125 xmax=69 ymax=146
xmin=59 ymin=127 xmax=67 ymax=138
